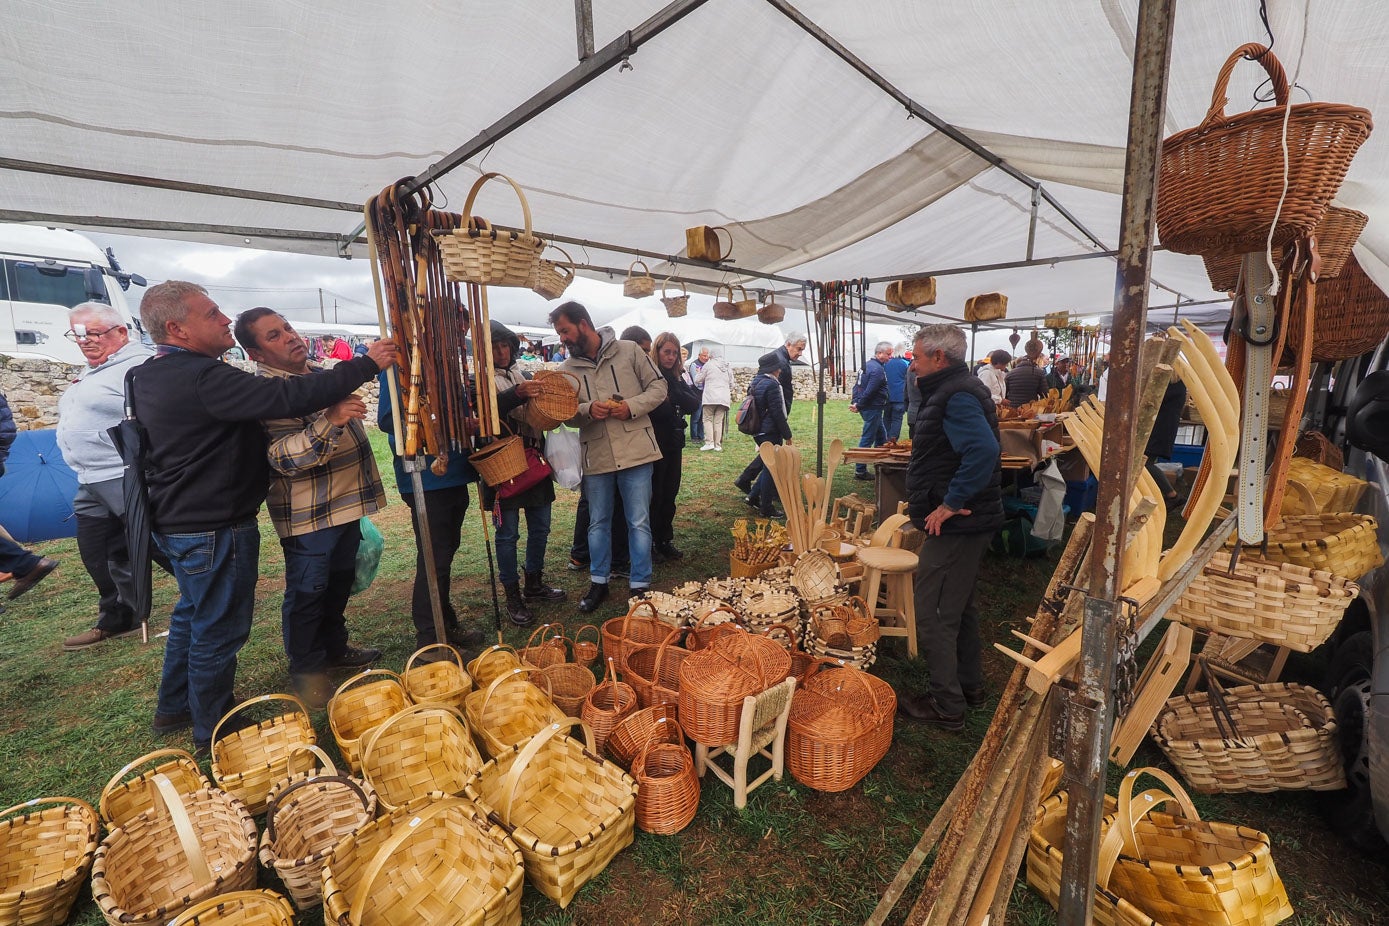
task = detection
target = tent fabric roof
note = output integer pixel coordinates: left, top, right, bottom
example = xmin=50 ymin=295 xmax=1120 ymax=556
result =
xmin=3 ymin=0 xmax=1387 ymax=325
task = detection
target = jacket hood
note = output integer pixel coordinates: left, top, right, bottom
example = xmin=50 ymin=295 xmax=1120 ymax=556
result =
xmin=490 ymin=320 xmax=520 ymax=368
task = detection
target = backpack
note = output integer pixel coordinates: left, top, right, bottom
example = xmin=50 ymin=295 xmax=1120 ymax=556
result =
xmin=736 ymin=392 xmax=761 ymax=435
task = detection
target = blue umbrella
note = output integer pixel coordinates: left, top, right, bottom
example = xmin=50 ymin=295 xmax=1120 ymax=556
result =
xmin=0 ymin=429 xmax=78 ymax=543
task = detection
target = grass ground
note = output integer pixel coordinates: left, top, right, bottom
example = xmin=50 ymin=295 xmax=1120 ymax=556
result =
xmin=2 ymin=399 xmax=1386 ymax=924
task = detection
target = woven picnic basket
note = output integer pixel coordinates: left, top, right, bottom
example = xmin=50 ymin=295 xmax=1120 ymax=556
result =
xmin=1202 ymin=204 xmax=1367 ymax=292
xmin=519 ymin=622 xmax=569 ymax=670
xmin=165 ymin=890 xmax=295 ymax=926
xmin=438 ymin=172 xmax=544 ymax=287
xmin=1168 ymin=551 xmax=1357 ymax=653
xmin=1025 ymin=792 xmax=1154 ymax=926
xmin=623 ymin=259 xmax=656 ymax=298
xmin=624 ymin=626 xmax=690 ymax=709
xmin=572 ymin=623 xmax=600 ymax=669
xmin=581 ymin=658 xmax=639 ymax=754
xmin=322 ymin=795 xmax=523 ymax=926
xmin=537 ymin=661 xmax=596 ymax=716
xmin=0 ymin=796 xmax=99 ymax=926
xmin=661 ymin=278 xmax=689 ymax=318
xmin=605 ymin=702 xmax=681 ymax=772
xmin=91 ymin=774 xmax=258 ymax=926
xmin=677 ymin=627 xmax=791 ymax=746
xmin=467 ymin=644 xmax=524 ymax=688
xmin=601 ymin=600 xmax=679 ymax=671
xmin=1156 ymin=43 xmax=1372 ymax=259
xmin=1288 ymin=253 xmax=1389 ymax=362
xmin=99 ymin=748 xmax=210 ymax=829
xmin=328 ymin=670 xmax=410 ymax=773
xmin=358 ymin=703 xmax=483 ymax=812
xmin=469 ymin=435 xmax=528 ymax=487
xmin=464 ymin=667 xmax=567 ymax=758
xmin=258 ymin=746 xmax=378 ymax=910
xmin=632 ymin=717 xmax=700 ymax=835
xmin=1232 ymin=513 xmax=1383 ymax=580
xmin=521 ymin=369 xmax=580 ymax=431
xmin=403 ymin=643 xmax=474 ymax=709
xmin=210 ymin=694 xmax=316 ymax=816
xmin=464 ymin=720 xmax=636 ymax=908
xmin=1283 ymin=457 xmax=1368 ymax=513
xmin=532 ymin=244 xmax=575 ymax=300
xmin=786 ymin=660 xmax=894 ymax=792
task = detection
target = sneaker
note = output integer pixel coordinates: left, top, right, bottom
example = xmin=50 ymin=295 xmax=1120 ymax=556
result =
xmin=700 ymin=443 xmax=716 ymax=451
xmin=63 ymin=625 xmax=139 ymax=651
xmin=964 ymin=686 xmax=989 ymax=709
xmin=898 ymin=693 xmax=965 ymax=732
xmin=734 ymin=478 xmax=753 ymax=494
xmin=853 ymin=471 xmax=874 ymax=482
xmin=7 ymin=557 xmax=59 ymax=600
xmin=567 ymin=555 xmax=588 ymax=571
xmin=150 ymin=710 xmax=193 ymax=735
xmin=326 ymin=645 xmax=382 ymax=670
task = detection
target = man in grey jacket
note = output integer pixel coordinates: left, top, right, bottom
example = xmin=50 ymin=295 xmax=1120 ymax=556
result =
xmin=55 ymin=302 xmax=170 ymax=650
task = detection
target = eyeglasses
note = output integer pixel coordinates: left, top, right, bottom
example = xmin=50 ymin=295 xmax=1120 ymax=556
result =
xmin=64 ymin=326 xmax=122 ymax=342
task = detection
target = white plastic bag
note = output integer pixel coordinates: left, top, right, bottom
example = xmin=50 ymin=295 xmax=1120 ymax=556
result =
xmin=1032 ymin=460 xmax=1067 ymax=542
xmin=545 ymin=426 xmax=582 ymax=490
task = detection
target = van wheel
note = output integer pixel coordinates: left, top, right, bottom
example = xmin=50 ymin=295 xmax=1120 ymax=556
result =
xmin=1325 ymin=631 xmax=1386 ymax=853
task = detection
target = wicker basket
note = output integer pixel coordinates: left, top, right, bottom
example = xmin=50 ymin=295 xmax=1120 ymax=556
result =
xmin=1168 ymin=551 xmax=1357 ymax=653
xmin=1232 ymin=513 xmax=1383 ymax=580
xmin=210 ymin=694 xmax=316 ymax=816
xmin=519 ymin=622 xmax=569 ymax=670
xmin=358 ymin=703 xmax=483 ymax=812
xmin=469 ymin=436 xmax=528 ymax=487
xmin=711 ymin=283 xmax=739 ymax=320
xmin=467 ymin=644 xmax=524 ymax=688
xmin=521 ymin=369 xmax=580 ymax=432
xmin=1202 ymin=204 xmax=1367 ymax=292
xmin=581 ymin=658 xmax=640 ymax=754
xmin=792 ymin=550 xmax=841 ymax=602
xmin=786 ymin=660 xmax=894 ymax=792
xmin=629 ymin=591 xmax=696 ymax=628
xmin=532 ymin=244 xmax=575 ymax=300
xmin=258 ymin=746 xmax=378 ymax=911
xmin=964 ymin=292 xmax=1008 ymax=322
xmin=605 ymin=703 xmax=682 ymax=771
xmin=0 ymin=797 xmax=99 ymax=926
xmin=572 ymin=624 xmax=600 ymax=669
xmin=464 ymin=720 xmax=636 ymax=908
xmin=438 ymin=172 xmax=544 ymax=287
xmin=661 ymin=279 xmax=689 ymax=318
xmin=1153 ymin=679 xmax=1344 ymax=794
xmin=166 ymin=890 xmax=295 ymax=926
xmin=1156 ymin=44 xmax=1372 ymax=258
xmin=402 ymin=644 xmax=474 ymax=709
xmin=624 ymin=627 xmax=690 ymax=709
xmin=757 ymin=294 xmax=785 ymax=325
xmin=633 ymin=717 xmax=700 ymax=835
xmin=809 ymin=595 xmax=880 ymax=648
xmin=623 ymin=259 xmax=656 ymax=298
xmin=1026 ymin=792 xmax=1154 ymax=926
xmin=729 ymin=551 xmax=778 ymax=578
xmin=741 ymin=591 xmax=800 ymax=632
xmin=885 ymin=278 xmax=937 ymax=310
xmin=322 ymin=795 xmax=523 ymax=926
xmin=1289 ymin=253 xmax=1389 ymax=362
xmin=328 ymin=670 xmax=410 ymax=774
xmin=91 ymin=775 xmax=258 ymax=926
xmin=677 ymin=628 xmax=792 ymax=746
xmin=99 ymin=748 xmax=210 ymax=829
xmin=684 ymin=605 xmax=745 ymax=652
xmin=538 ymin=661 xmax=596 ymax=716
xmin=601 ymin=601 xmax=678 ymax=671
xmin=1283 ymin=457 xmax=1368 ymax=514
xmin=732 ymin=285 xmax=758 ymax=318
xmin=464 ymin=667 xmax=567 ymax=758
xmin=804 ymin=635 xmax=878 ymax=671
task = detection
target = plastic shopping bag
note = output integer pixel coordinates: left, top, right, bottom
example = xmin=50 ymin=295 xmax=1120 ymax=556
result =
xmin=546 ymin=426 xmax=583 ymax=490
xmin=351 ymin=516 xmax=384 ymax=595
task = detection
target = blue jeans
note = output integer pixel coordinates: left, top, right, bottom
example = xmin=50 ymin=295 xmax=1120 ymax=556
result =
xmin=280 ymin=520 xmax=358 ymax=675
xmin=884 ymin=402 xmax=907 ymax=442
xmin=495 ymin=503 xmax=553 ymax=586
xmin=855 ymin=407 xmax=887 ymax=475
xmin=690 ymin=406 xmax=704 ymax=443
xmin=584 ymin=463 xmax=654 ymax=587
xmin=0 ymin=536 xmax=41 ymax=577
xmin=154 ymin=519 xmax=260 ymax=745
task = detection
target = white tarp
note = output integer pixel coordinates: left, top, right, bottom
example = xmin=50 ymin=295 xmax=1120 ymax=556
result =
xmin=2 ymin=0 xmax=1386 ymax=327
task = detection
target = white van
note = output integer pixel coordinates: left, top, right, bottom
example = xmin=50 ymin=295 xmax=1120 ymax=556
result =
xmin=0 ymin=224 xmax=145 ymax=365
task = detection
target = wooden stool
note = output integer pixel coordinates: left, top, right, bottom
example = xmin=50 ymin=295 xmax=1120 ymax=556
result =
xmin=693 ymin=677 xmax=797 ymax=809
xmin=855 ymin=546 xmax=918 ymax=657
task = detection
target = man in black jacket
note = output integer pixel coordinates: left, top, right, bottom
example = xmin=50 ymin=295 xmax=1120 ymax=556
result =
xmin=900 ymin=324 xmax=1003 ymax=731
xmin=133 ymin=281 xmax=397 ymax=755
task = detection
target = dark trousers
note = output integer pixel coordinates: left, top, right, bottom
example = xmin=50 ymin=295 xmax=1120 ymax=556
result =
xmin=280 ymin=520 xmax=359 ymax=675
xmin=650 ymin=446 xmax=684 ymax=547
xmin=914 ymin=530 xmax=992 ymax=716
xmin=736 ymin=455 xmax=765 ymax=492
xmin=401 ymin=485 xmax=470 ymax=647
xmin=74 ymin=479 xmax=172 ymax=633
xmin=570 ymin=489 xmax=628 ymax=566
xmin=750 ymin=433 xmax=784 ymax=515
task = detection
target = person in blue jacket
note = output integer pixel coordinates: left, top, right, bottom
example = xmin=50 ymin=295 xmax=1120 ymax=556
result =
xmin=746 ymin=354 xmax=793 ymax=518
xmin=849 ymin=342 xmax=892 ymax=479
xmin=883 ymin=345 xmax=911 ymax=441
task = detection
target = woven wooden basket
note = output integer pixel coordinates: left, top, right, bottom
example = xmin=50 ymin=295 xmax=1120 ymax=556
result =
xmin=677 ymin=627 xmax=791 ymax=746
xmin=322 ymin=795 xmax=523 ymax=926
xmin=601 ymin=600 xmax=679 ymax=672
xmin=1025 ymin=792 xmax=1153 ymax=926
xmin=1168 ymin=551 xmax=1357 ymax=653
xmin=605 ymin=703 xmax=682 ymax=772
xmin=804 ymin=635 xmax=878 ymax=671
xmin=438 ymin=172 xmax=544 ymax=287
xmin=792 ymin=550 xmax=841 ymax=602
xmin=661 ymin=279 xmax=689 ymax=318
xmin=464 ymin=667 xmax=567 ymax=758
xmin=1153 ymin=680 xmax=1344 ymax=794
xmin=964 ymin=292 xmax=1008 ymax=322
xmin=741 ymin=592 xmax=799 ymax=631
xmin=91 ymin=775 xmax=258 ymax=926
xmin=711 ymin=283 xmax=739 ymax=320
xmin=757 ymin=294 xmax=785 ymax=325
xmin=210 ymin=694 xmax=316 ymax=816
xmin=624 ymin=627 xmax=690 ymax=709
xmin=581 ymin=658 xmax=640 ymax=755
xmin=786 ymin=660 xmax=894 ymax=792
xmin=886 ymin=277 xmax=938 ymax=310
xmin=519 ymin=622 xmax=569 ymax=670
xmin=467 ymin=644 xmax=524 ymax=688
xmin=0 ymin=797 xmax=99 ymax=926
xmin=538 ymin=661 xmax=596 ymax=716
xmin=732 ymin=285 xmax=758 ymax=318
xmin=629 ymin=591 xmax=696 ymax=628
xmin=809 ymin=595 xmax=880 ymax=649
xmin=165 ymin=890 xmax=295 ymax=926
xmin=1157 ymin=44 xmax=1372 ymax=259
xmin=99 ymin=748 xmax=210 ymax=829
xmin=1202 ymin=204 xmax=1367 ymax=292
xmin=1284 ymin=457 xmax=1368 ymax=514
xmin=464 ymin=720 xmax=636 ymax=908
xmin=623 ymin=259 xmax=656 ymax=298
xmin=1290 ymin=254 xmax=1389 ymax=362
xmin=328 ymin=670 xmax=410 ymax=774
xmin=572 ymin=624 xmax=601 ymax=669
xmin=521 ymin=369 xmax=580 ymax=431
xmin=729 ymin=551 xmax=778 ymax=578
xmin=532 ymin=244 xmax=575 ymax=300
xmin=358 ymin=703 xmax=483 ymax=812
xmin=1232 ymin=513 xmax=1383 ymax=580
xmin=470 ymin=435 xmax=528 ymax=487
xmin=258 ymin=746 xmax=378 ymax=911
xmin=633 ymin=717 xmax=700 ymax=835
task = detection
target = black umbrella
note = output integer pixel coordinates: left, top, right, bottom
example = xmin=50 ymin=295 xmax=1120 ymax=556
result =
xmin=106 ymin=366 xmax=154 ymax=643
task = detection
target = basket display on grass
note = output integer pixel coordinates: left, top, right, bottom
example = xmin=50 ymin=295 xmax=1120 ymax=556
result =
xmin=786 ymin=660 xmax=894 ymax=792
xmin=624 ymin=627 xmax=690 ymax=709
xmin=519 ymin=622 xmax=569 ymax=670
xmin=633 ymin=717 xmax=700 ymax=835
xmin=1202 ymin=204 xmax=1367 ymax=292
xmin=358 ymin=703 xmax=483 ymax=812
xmin=210 ymin=694 xmax=316 ymax=816
xmin=0 ymin=797 xmax=99 ymax=926
xmin=684 ymin=605 xmax=745 ymax=652
xmin=532 ymin=244 xmax=575 ymax=300
xmin=1152 ymin=676 xmax=1344 ymax=794
xmin=165 ymin=890 xmax=295 ymax=926
xmin=1168 ymin=551 xmax=1357 ymax=653
xmin=538 ymin=661 xmax=596 ymax=716
xmin=322 ymin=795 xmax=523 ymax=926
xmin=438 ymin=172 xmax=544 ymax=287
xmin=467 ymin=644 xmax=524 ymax=688
xmin=572 ymin=624 xmax=600 ymax=669
xmin=809 ymin=596 xmax=881 ymax=649
xmin=677 ymin=628 xmax=791 ymax=746
xmin=522 ymin=369 xmax=580 ymax=432
xmin=1233 ymin=513 xmax=1383 ymax=580
xmin=328 ymin=670 xmax=410 ymax=774
xmin=629 ymin=591 xmax=696 ymax=628
xmin=464 ymin=720 xmax=637 ymax=908
xmin=258 ymin=746 xmax=377 ymax=911
xmin=99 ymin=748 xmax=210 ymax=829
xmin=601 ymin=601 xmax=680 ymax=671
xmin=605 ymin=703 xmax=681 ymax=772
xmin=1026 ymin=792 xmax=1153 ymax=926
xmin=91 ymin=774 xmax=258 ymax=926
xmin=660 ymin=278 xmax=689 ymax=317
xmin=464 ymin=668 xmax=567 ymax=758
xmin=469 ymin=435 xmax=528 ymax=487
xmin=1156 ymin=43 xmax=1372 ymax=259
xmin=623 ymin=259 xmax=655 ymax=298
xmin=1285 ymin=457 xmax=1367 ymax=513
xmin=582 ymin=659 xmax=639 ymax=754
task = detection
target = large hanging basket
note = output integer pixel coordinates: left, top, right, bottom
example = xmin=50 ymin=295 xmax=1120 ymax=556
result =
xmin=470 ymin=436 xmax=528 ymax=487
xmin=964 ymin=292 xmax=1008 ymax=322
xmin=632 ymin=717 xmax=700 ymax=835
xmin=521 ymin=369 xmax=580 ymax=432
xmin=464 ymin=667 xmax=567 ymax=758
xmin=786 ymin=660 xmax=894 ymax=792
xmin=757 ymin=292 xmax=785 ymax=325
xmin=1289 ymin=254 xmax=1389 ymax=362
xmin=165 ymin=890 xmax=295 ymax=926
xmin=358 ymin=703 xmax=483 ymax=812
xmin=886 ymin=278 xmax=938 ymax=310
xmin=438 ymin=172 xmax=544 ymax=287
xmin=1156 ymin=43 xmax=1372 ymax=259
xmin=0 ymin=797 xmax=99 ymax=926
xmin=1231 ymin=513 xmax=1383 ymax=580
xmin=210 ymin=694 xmax=317 ymax=816
xmin=677 ymin=628 xmax=791 ymax=746
xmin=328 ymin=670 xmax=410 ymax=774
xmin=1202 ymin=204 xmax=1367 ymax=292
xmin=99 ymin=749 xmax=211 ymax=829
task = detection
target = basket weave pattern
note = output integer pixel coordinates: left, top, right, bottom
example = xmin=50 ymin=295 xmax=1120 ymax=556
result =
xmin=358 ymin=704 xmax=482 ymax=811
xmin=210 ymin=695 xmax=316 ymax=816
xmin=328 ymin=671 xmax=410 ymax=773
xmin=1026 ymin=793 xmax=1153 ymax=926
xmin=786 ymin=662 xmax=894 ymax=791
xmin=1232 ymin=513 xmax=1382 ymax=579
xmin=438 ymin=172 xmax=543 ymax=287
xmin=0 ymin=797 xmax=99 ymax=926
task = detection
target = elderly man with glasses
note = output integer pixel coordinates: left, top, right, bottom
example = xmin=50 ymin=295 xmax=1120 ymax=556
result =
xmin=55 ymin=303 xmax=172 ymax=650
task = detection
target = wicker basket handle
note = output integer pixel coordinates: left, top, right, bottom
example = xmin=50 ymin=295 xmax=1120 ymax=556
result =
xmin=265 ymin=771 xmax=369 ymax=844
xmin=150 ymin=772 xmax=213 ymax=886
xmin=212 ymin=692 xmax=310 ymax=747
xmin=167 ymin=890 xmax=294 ymax=926
xmin=627 ymin=259 xmax=652 ymax=280
xmin=651 ymin=625 xmax=686 ymax=674
xmin=405 ymin=643 xmax=464 ymax=676
xmin=498 ymin=719 xmax=596 ymax=824
xmin=575 ymin=623 xmax=601 ymax=650
xmin=714 ymin=283 xmax=734 ymax=302
xmin=98 ymin=748 xmax=206 ymax=823
xmin=328 ymin=670 xmax=406 ymax=738
xmin=467 ymin=642 xmax=521 ymax=679
xmin=0 ymin=795 xmax=97 ymax=826
xmin=360 ymin=702 xmax=470 ymax=776
xmin=633 ymin=715 xmax=684 ymax=776
xmin=763 ymin=622 xmax=799 ymax=650
xmin=1113 ymin=766 xmax=1201 ymax=867
xmin=523 ymin=621 xmax=566 ymax=655
xmin=348 ymin=797 xmax=476 ymax=926
xmin=1200 ymin=43 xmax=1290 ymax=130
xmin=544 ymin=243 xmax=575 ymax=271
xmin=711 ymin=226 xmax=734 ymax=262
xmin=661 ymin=277 xmax=689 ymax=300
xmin=479 ymin=666 xmax=551 ymax=718
xmin=461 ymin=172 xmax=534 ymax=238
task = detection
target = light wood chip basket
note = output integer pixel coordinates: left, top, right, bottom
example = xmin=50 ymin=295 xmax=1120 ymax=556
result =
xmin=165 ymin=890 xmax=295 ymax=926
xmin=467 ymin=644 xmax=524 ymax=689
xmin=532 ymin=244 xmax=575 ymax=300
xmin=328 ymin=670 xmax=410 ymax=774
xmin=99 ymin=748 xmax=210 ymax=829
xmin=661 ymin=278 xmax=689 ymax=317
xmin=0 ymin=797 xmax=99 ymax=926
xmin=358 ymin=703 xmax=483 ymax=812
xmin=210 ymin=694 xmax=316 ymax=816
xmin=623 ymin=260 xmax=656 ymax=298
xmin=438 ymin=172 xmax=544 ymax=288
xmin=464 ymin=667 xmax=567 ymax=758
xmin=1283 ymin=457 xmax=1368 ymax=514
xmin=1231 ymin=513 xmax=1382 ymax=580
xmin=786 ymin=660 xmax=894 ymax=792
xmin=1026 ymin=792 xmax=1153 ymax=926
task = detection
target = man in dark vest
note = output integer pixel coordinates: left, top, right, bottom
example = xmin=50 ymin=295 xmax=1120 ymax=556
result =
xmin=901 ymin=324 xmax=1004 ymax=730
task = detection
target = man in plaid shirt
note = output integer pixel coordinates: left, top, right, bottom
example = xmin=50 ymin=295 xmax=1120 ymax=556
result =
xmin=235 ymin=308 xmax=384 ymax=707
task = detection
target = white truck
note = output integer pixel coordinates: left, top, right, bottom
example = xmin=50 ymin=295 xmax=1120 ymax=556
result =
xmin=0 ymin=224 xmax=145 ymax=365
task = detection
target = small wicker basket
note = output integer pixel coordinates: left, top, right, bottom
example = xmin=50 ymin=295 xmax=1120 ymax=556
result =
xmin=623 ymin=627 xmax=690 ymax=709
xmin=623 ymin=260 xmax=656 ymax=298
xmin=601 ymin=600 xmax=678 ymax=671
xmin=532 ymin=244 xmax=575 ymax=300
xmin=581 ymin=658 xmax=640 ymax=754
xmin=99 ymin=748 xmax=210 ymax=829
xmin=328 ymin=670 xmax=410 ymax=773
xmin=165 ymin=890 xmax=296 ymax=926
xmin=438 ymin=172 xmax=544 ymax=287
xmin=519 ymin=622 xmax=569 ymax=670
xmin=538 ymin=661 xmax=596 ymax=716
xmin=358 ymin=703 xmax=483 ymax=812
xmin=402 ymin=644 xmax=474 ymax=709
xmin=661 ymin=278 xmax=689 ymax=317
xmin=467 ymin=643 xmax=524 ymax=688
xmin=470 ymin=435 xmax=528 ymax=487
xmin=572 ymin=624 xmax=601 ymax=669
xmin=0 ymin=797 xmax=99 ymax=926
xmin=605 ymin=703 xmax=682 ymax=771
xmin=757 ymin=293 xmax=785 ymax=325
xmin=210 ymin=694 xmax=317 ymax=816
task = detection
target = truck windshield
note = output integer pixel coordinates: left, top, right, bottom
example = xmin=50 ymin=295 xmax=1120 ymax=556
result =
xmin=9 ymin=260 xmax=108 ymax=308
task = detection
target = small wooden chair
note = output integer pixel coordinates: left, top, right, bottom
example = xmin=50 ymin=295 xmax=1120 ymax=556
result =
xmin=855 ymin=514 xmax=919 ymax=657
xmin=693 ymin=677 xmax=797 ymax=809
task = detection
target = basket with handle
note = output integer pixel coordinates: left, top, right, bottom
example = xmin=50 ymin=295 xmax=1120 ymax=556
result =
xmin=571 ymin=623 xmax=601 ymax=669
xmin=711 ymin=284 xmax=741 ymax=320
xmin=686 ymin=224 xmax=732 ymax=262
xmin=1202 ymin=204 xmax=1367 ymax=292
xmin=885 ymin=277 xmax=938 ymax=310
xmin=677 ymin=627 xmax=792 ymax=746
xmin=732 ymin=284 xmax=758 ymax=318
xmin=1283 ymin=457 xmax=1368 ymax=514
xmin=1289 ymin=254 xmax=1389 ymax=362
xmin=464 ymin=667 xmax=567 ymax=758
xmin=601 ymin=600 xmax=679 ymax=671
xmin=581 ymin=658 xmax=640 ymax=755
xmin=99 ymin=748 xmax=210 ymax=829
xmin=661 ymin=278 xmax=689 ymax=317
xmin=328 ymin=669 xmax=410 ymax=773
xmin=538 ymin=660 xmax=596 ymax=716
xmin=0 ymin=797 xmax=99 ymax=926
xmin=91 ymin=774 xmax=258 ymax=926
xmin=165 ymin=890 xmax=295 ymax=926
xmin=1025 ymin=791 xmax=1150 ymax=926
xmin=521 ymin=369 xmax=581 ymax=431
xmin=438 ymin=172 xmax=544 ymax=287
xmin=258 ymin=745 xmax=378 ymax=911
xmin=623 ymin=625 xmax=690 ymax=709
xmin=358 ymin=703 xmax=483 ymax=812
xmin=964 ymin=292 xmax=1008 ymax=322
xmin=469 ymin=434 xmax=528 ymax=487
xmin=757 ymin=291 xmax=785 ymax=325
xmin=1230 ymin=513 xmax=1382 ymax=580
xmin=532 ymin=243 xmax=576 ymax=300
xmin=809 ymin=595 xmax=880 ymax=649
xmin=519 ymin=622 xmax=569 ymax=670
xmin=629 ymin=590 xmax=695 ymax=628
xmin=632 ymin=717 xmax=700 ymax=835
xmin=623 ymin=259 xmax=656 ymax=298
xmin=321 ymin=795 xmax=523 ymax=926
xmin=209 ymin=693 xmax=317 ymax=816
xmin=402 ymin=643 xmax=474 ymax=709
xmin=463 ymin=720 xmax=637 ymax=908
xmin=467 ymin=643 xmax=524 ymax=688
xmin=786 ymin=660 xmax=895 ymax=792
xmin=684 ymin=604 xmax=745 ymax=652
xmin=1156 ymin=43 xmax=1373 ymax=259
xmin=605 ymin=702 xmax=681 ymax=771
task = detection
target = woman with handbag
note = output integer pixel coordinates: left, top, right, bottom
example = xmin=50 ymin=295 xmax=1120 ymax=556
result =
xmin=485 ymin=321 xmax=565 ymax=626
xmin=648 ymin=332 xmax=702 ymax=562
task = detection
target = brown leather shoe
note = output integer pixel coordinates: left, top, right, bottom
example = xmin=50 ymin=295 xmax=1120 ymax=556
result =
xmin=63 ymin=625 xmax=139 ymax=651
xmin=898 ymin=693 xmax=965 ymax=732
xmin=7 ymin=558 xmax=58 ymax=600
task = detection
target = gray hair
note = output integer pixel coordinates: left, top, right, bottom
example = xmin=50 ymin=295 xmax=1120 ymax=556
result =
xmin=69 ymin=302 xmax=125 ymax=329
xmin=141 ymin=281 xmax=208 ymax=344
xmin=874 ymin=341 xmax=893 ymax=354
xmin=913 ymin=324 xmax=967 ymax=362
xmin=784 ymin=332 xmax=808 ymax=347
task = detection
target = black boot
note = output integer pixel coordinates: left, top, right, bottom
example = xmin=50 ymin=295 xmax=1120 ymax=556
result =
xmin=578 ymin=581 xmax=609 ymax=613
xmin=523 ymin=571 xmax=567 ymax=601
xmin=503 ymin=582 xmax=535 ymax=627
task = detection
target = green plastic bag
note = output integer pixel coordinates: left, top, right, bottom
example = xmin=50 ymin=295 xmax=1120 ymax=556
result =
xmin=351 ymin=517 xmax=384 ymax=595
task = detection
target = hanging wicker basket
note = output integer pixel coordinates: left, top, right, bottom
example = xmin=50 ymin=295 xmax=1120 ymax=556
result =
xmin=438 ymin=172 xmax=544 ymax=287
xmin=1289 ymin=254 xmax=1389 ymax=362
xmin=165 ymin=890 xmax=296 ymax=926
xmin=99 ymin=749 xmax=210 ymax=830
xmin=964 ymin=292 xmax=1008 ymax=322
xmin=757 ymin=292 xmax=785 ymax=325
xmin=0 ymin=797 xmax=99 ymax=926
xmin=786 ymin=660 xmax=894 ymax=792
xmin=521 ymin=369 xmax=581 ymax=431
xmin=711 ymin=283 xmax=739 ymax=320
xmin=210 ymin=694 xmax=317 ymax=816
xmin=660 ymin=278 xmax=689 ymax=318
xmin=623 ymin=260 xmax=656 ymax=298
xmin=328 ymin=670 xmax=410 ymax=774
xmin=886 ymin=278 xmax=938 ymax=310
xmin=1202 ymin=204 xmax=1367 ymax=292
xmin=532 ymin=244 xmax=576 ymax=300
xmin=469 ymin=435 xmax=528 ymax=487
xmin=1230 ymin=513 xmax=1382 ymax=580
xmin=358 ymin=703 xmax=483 ymax=812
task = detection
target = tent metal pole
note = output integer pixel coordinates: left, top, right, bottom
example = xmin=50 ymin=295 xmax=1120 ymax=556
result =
xmin=1056 ymin=1 xmax=1176 ymax=924
xmin=574 ymin=0 xmax=595 ymax=60
xmin=0 ymin=210 xmax=361 ymax=247
xmin=1026 ymin=186 xmax=1042 ymax=260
